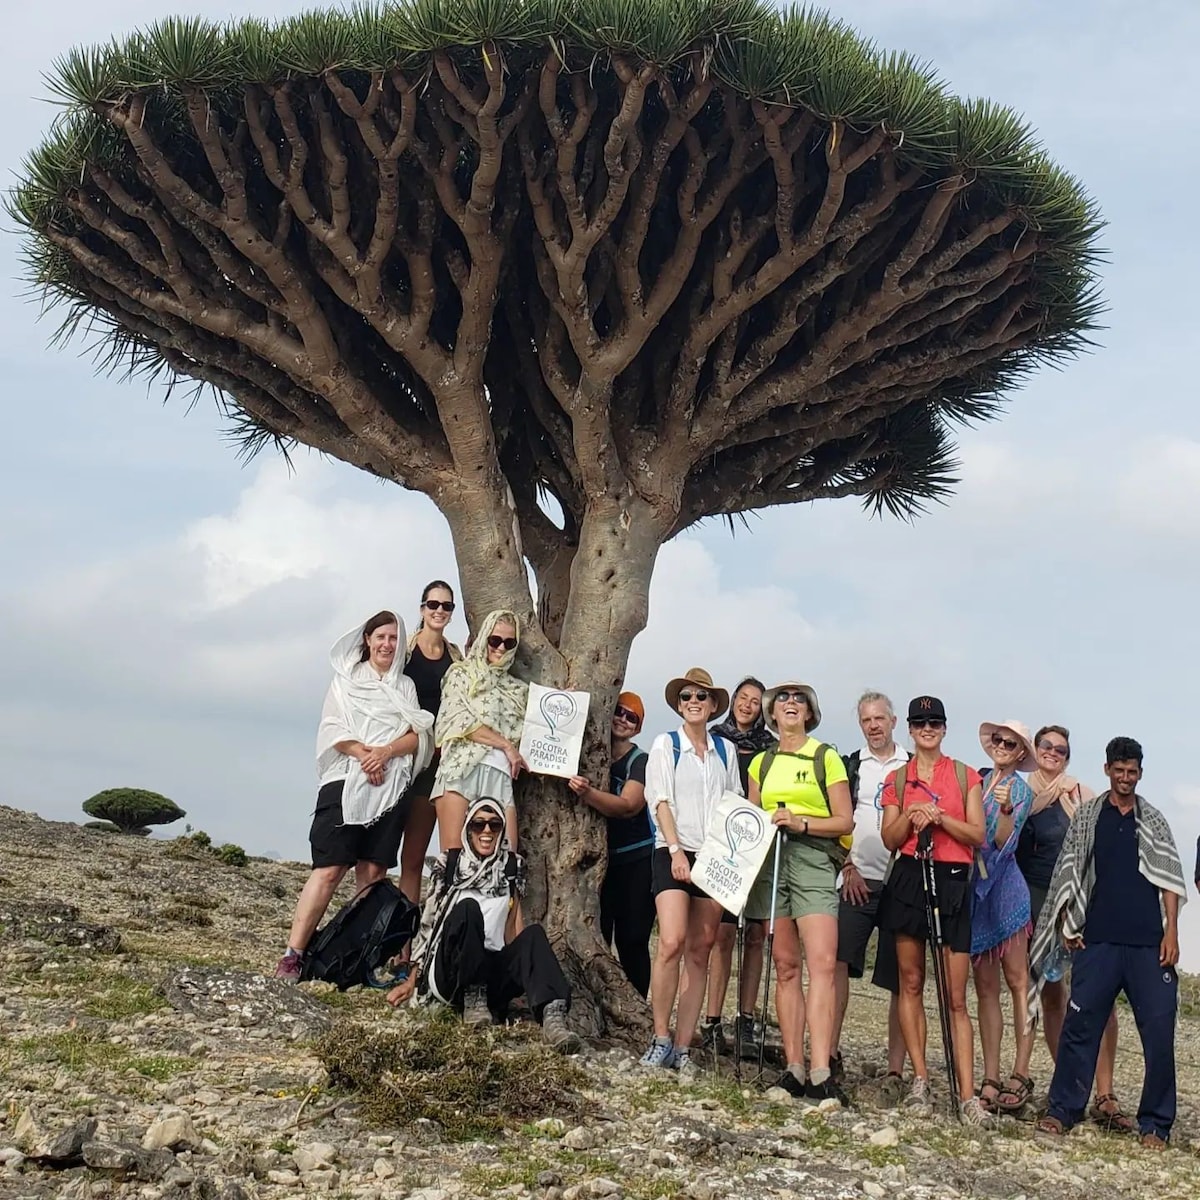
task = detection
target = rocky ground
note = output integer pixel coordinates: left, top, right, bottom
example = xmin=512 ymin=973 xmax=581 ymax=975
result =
xmin=2 ymin=803 xmax=1199 ymax=1200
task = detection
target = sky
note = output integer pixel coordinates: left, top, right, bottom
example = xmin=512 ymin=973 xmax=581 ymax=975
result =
xmin=3 ymin=3 xmax=1199 ymax=961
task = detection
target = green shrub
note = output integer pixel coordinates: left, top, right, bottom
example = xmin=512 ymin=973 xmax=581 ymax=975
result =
xmin=214 ymin=843 xmax=248 ymax=868
xmin=82 ymin=788 xmax=185 ymax=833
xmin=161 ymin=904 xmax=213 ymax=927
xmin=187 ymin=830 xmax=212 ymax=849
xmin=84 ymin=820 xmax=121 ymax=834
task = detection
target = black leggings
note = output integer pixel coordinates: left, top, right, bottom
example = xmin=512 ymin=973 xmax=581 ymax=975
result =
xmin=432 ymin=899 xmax=571 ymax=1019
xmin=600 ymin=853 xmax=654 ymax=997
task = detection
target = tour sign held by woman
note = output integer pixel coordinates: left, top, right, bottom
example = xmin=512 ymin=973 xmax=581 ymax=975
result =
xmin=275 ymin=610 xmax=434 ymax=982
xmin=744 ymin=682 xmax=853 ymax=1102
xmin=400 ymin=580 xmax=463 ymax=906
xmin=971 ymin=719 xmax=1038 ymax=1115
xmin=431 ymin=610 xmax=528 ymax=880
xmin=880 ymin=696 xmax=988 ymax=1123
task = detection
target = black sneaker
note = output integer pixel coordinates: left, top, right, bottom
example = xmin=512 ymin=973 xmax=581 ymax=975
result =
xmin=806 ymin=1077 xmax=851 ymax=1107
xmin=700 ymin=1017 xmax=728 ymax=1057
xmin=775 ymin=1068 xmax=808 ymax=1098
xmin=734 ymin=1013 xmax=758 ymax=1060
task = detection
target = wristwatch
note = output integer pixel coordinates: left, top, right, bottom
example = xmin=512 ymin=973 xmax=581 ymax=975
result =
xmin=802 ymin=818 xmax=809 ymax=835
xmin=668 ymin=843 xmax=681 ymax=855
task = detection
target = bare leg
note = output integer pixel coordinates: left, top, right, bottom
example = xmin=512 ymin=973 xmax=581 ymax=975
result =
xmin=833 ymin=961 xmax=851 ymax=1053
xmin=886 ymin=994 xmax=906 ymax=1075
xmin=434 ymin=789 xmax=469 ymax=852
xmin=649 ymin=891 xmax=690 ymax=1039
xmin=399 ymin=796 xmax=437 ymax=904
xmin=945 ymin=949 xmax=975 ymax=1101
xmin=505 ymin=801 xmax=519 ymax=853
xmin=895 ymin=935 xmax=928 ymax=1080
xmin=706 ymin=923 xmax=735 ymax=1020
xmin=285 ymin=865 xmax=349 ymax=952
xmin=771 ymin=919 xmax=805 ymax=1066
xmin=798 ymin=913 xmax=838 ymax=1073
xmin=1095 ymin=1008 xmax=1120 ymax=1096
xmin=972 ymin=956 xmax=1003 ymax=1091
xmin=355 ymin=860 xmax=387 ymax=891
xmin=739 ymin=920 xmax=765 ymax=1014
xmin=675 ymin=901 xmax=723 ymax=1050
xmin=999 ymin=935 xmax=1034 ymax=1081
xmin=1042 ymin=979 xmax=1066 ymax=1059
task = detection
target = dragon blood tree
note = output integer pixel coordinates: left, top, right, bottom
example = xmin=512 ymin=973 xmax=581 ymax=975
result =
xmin=13 ymin=1 xmax=1102 ymax=1030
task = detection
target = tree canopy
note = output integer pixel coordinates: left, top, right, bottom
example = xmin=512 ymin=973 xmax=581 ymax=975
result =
xmin=82 ymin=787 xmax=186 ymax=833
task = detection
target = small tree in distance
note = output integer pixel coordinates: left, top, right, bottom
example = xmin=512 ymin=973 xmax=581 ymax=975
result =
xmin=82 ymin=788 xmax=186 ymax=835
xmin=15 ymin=1 xmax=1103 ymax=1029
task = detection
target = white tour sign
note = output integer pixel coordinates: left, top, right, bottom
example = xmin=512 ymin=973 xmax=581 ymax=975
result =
xmin=519 ymin=683 xmax=591 ymax=778
xmin=692 ymin=792 xmax=778 ymax=915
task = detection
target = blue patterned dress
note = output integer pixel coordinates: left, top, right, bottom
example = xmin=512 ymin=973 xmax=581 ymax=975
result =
xmin=970 ymin=769 xmax=1034 ymax=958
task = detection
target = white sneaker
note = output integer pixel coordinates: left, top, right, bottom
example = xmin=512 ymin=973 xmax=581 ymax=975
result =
xmin=960 ymin=1095 xmax=996 ymax=1127
xmin=640 ymin=1037 xmax=677 ymax=1069
xmin=675 ymin=1050 xmax=698 ymax=1083
xmin=904 ymin=1075 xmax=932 ymax=1110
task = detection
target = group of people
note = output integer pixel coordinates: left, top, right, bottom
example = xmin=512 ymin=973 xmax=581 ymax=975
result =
xmin=272 ymin=594 xmax=1191 ymax=1147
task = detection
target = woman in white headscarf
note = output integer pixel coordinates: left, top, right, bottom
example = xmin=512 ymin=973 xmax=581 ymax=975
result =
xmin=273 ymin=610 xmax=434 ymax=982
xmin=432 ymin=609 xmax=529 ymax=879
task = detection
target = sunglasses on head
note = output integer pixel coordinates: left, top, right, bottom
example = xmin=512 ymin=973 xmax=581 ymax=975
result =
xmin=467 ymin=817 xmax=505 ymax=834
xmin=487 ymin=635 xmax=518 ymax=651
xmin=909 ymin=718 xmax=946 ymax=730
xmin=990 ymin=733 xmax=1021 ymax=752
xmin=678 ymin=689 xmax=710 ymax=704
xmin=613 ymin=705 xmax=640 ymax=724
xmin=774 ymin=690 xmax=809 ymax=704
xmin=1037 ymin=739 xmax=1069 ymax=758
xmin=423 ymin=599 xmax=455 ymax=612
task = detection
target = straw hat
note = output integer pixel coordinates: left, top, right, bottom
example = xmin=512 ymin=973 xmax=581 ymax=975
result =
xmin=664 ymin=668 xmax=729 ymax=720
xmin=763 ymin=681 xmax=822 ymax=734
xmin=978 ymin=719 xmax=1037 ymax=773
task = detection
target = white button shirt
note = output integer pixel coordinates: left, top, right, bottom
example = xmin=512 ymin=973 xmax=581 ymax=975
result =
xmin=645 ymin=727 xmax=744 ymax=852
xmin=850 ymin=743 xmax=911 ymax=880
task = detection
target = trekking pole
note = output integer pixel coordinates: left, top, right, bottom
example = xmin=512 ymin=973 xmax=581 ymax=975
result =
xmin=918 ymin=828 xmax=961 ymax=1121
xmin=757 ymin=802 xmax=787 ymax=1082
xmin=734 ymin=909 xmax=746 ymax=1085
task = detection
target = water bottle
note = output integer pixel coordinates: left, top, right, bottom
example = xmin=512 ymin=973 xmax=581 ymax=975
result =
xmin=1042 ymin=942 xmax=1070 ymax=983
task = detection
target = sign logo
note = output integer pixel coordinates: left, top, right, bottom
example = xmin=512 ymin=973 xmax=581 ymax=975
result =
xmin=538 ymin=690 xmax=578 ymax=742
xmin=724 ymin=807 xmax=767 ymax=865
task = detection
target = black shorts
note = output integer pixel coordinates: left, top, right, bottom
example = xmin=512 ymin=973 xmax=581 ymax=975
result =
xmin=837 ymin=880 xmax=899 ymax=994
xmin=309 ymin=780 xmax=410 ymax=869
xmin=651 ymin=847 xmax=711 ymax=900
xmin=879 ymin=855 xmax=971 ymax=956
xmin=1027 ymin=882 xmax=1049 ymax=928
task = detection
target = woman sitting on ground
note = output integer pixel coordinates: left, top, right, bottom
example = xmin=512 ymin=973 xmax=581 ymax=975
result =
xmin=432 ymin=610 xmax=528 ymax=881
xmin=744 ymin=681 xmax=853 ymax=1102
xmin=386 ymin=798 xmax=580 ymax=1052
xmin=275 ymin=610 xmax=433 ymax=982
xmin=641 ymin=668 xmax=742 ymax=1080
xmin=971 ymin=719 xmax=1037 ymax=1115
xmin=568 ymin=692 xmax=654 ymax=997
xmin=880 ymin=696 xmax=987 ymax=1123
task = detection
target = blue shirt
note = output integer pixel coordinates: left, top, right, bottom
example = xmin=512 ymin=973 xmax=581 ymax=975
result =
xmin=1084 ymin=801 xmax=1162 ymax=946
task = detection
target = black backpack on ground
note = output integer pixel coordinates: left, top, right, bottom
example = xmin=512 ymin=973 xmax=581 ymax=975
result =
xmin=299 ymin=879 xmax=420 ymax=991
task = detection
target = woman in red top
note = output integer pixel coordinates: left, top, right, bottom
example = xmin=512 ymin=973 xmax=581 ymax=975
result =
xmin=881 ymin=696 xmax=986 ymax=1121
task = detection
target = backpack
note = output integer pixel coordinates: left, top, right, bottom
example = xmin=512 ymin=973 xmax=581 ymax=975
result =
xmin=669 ymin=731 xmax=730 ymax=771
xmin=843 ymin=748 xmax=912 ymax=809
xmin=890 ymin=760 xmax=987 ymax=880
xmin=299 ymin=879 xmax=420 ymax=991
xmin=755 ymin=743 xmax=851 ymax=870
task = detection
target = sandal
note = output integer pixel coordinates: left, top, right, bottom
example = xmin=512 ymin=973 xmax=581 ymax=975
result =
xmin=995 ymin=1073 xmax=1035 ymax=1114
xmin=1035 ymin=1115 xmax=1066 ymax=1136
xmin=1090 ymin=1093 xmax=1135 ymax=1134
xmin=1139 ymin=1131 xmax=1168 ymax=1151
xmin=976 ymin=1077 xmax=1002 ymax=1113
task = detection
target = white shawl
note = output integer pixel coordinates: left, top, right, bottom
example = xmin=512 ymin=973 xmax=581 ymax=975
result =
xmin=315 ymin=614 xmax=434 ymax=826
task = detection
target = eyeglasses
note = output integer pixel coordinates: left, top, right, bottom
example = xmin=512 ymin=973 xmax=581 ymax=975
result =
xmin=678 ymin=689 xmax=710 ymax=703
xmin=990 ymin=733 xmax=1021 ymax=751
xmin=613 ymin=706 xmax=640 ymax=724
xmin=774 ymin=691 xmax=810 ymax=704
xmin=467 ymin=818 xmax=505 ymax=834
xmin=487 ymin=635 xmax=518 ymax=651
xmin=909 ymin=718 xmax=946 ymax=730
xmin=1037 ymin=739 xmax=1069 ymax=758
xmin=423 ymin=600 xmax=456 ymax=612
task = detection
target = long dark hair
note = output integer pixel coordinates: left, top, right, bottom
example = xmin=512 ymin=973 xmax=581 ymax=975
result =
xmin=417 ymin=579 xmax=455 ymax=631
xmin=359 ymin=611 xmax=399 ymax=662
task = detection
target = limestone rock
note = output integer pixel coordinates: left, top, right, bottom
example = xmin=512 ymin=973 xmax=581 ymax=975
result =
xmin=869 ymin=1126 xmax=899 ymax=1148
xmin=142 ymin=1108 xmax=201 ymax=1152
xmin=162 ymin=966 xmax=332 ymax=1040
xmin=15 ymin=1108 xmax=97 ymax=1164
xmin=293 ymin=1141 xmax=338 ymax=1172
xmin=562 ymin=1125 xmax=597 ymax=1150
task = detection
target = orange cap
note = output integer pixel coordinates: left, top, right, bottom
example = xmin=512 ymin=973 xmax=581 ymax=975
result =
xmin=616 ymin=691 xmax=645 ymax=729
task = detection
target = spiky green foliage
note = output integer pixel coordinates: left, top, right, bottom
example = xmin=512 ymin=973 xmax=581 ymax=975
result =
xmin=82 ymin=788 xmax=185 ymax=833
xmin=12 ymin=0 xmax=1103 ymax=531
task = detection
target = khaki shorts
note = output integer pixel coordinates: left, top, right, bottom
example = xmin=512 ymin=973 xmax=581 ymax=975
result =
xmin=745 ymin=836 xmax=839 ymax=921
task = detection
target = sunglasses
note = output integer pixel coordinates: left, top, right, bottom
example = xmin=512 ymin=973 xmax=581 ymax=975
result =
xmin=909 ymin=718 xmax=946 ymax=730
xmin=423 ymin=599 xmax=456 ymax=612
xmin=990 ymin=733 xmax=1020 ymax=752
xmin=678 ymin=689 xmax=710 ymax=704
xmin=774 ymin=690 xmax=810 ymax=704
xmin=487 ymin=635 xmax=518 ymax=651
xmin=467 ymin=818 xmax=505 ymax=834
xmin=613 ymin=706 xmax=640 ymax=724
xmin=1037 ymin=739 xmax=1069 ymax=758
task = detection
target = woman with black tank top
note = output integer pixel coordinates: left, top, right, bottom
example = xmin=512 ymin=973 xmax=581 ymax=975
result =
xmin=568 ymin=692 xmax=653 ymax=996
xmin=399 ymin=581 xmax=463 ymax=905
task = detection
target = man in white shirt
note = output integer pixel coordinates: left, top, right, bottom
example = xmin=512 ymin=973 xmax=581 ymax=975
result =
xmin=832 ymin=691 xmax=908 ymax=1097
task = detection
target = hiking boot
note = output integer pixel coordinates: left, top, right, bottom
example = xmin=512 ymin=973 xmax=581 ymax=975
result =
xmin=806 ymin=1077 xmax=850 ymax=1108
xmin=904 ymin=1075 xmax=932 ymax=1110
xmin=700 ymin=1017 xmax=728 ymax=1057
xmin=541 ymin=1000 xmax=581 ymax=1054
xmin=675 ymin=1049 xmax=698 ymax=1083
xmin=273 ymin=949 xmax=303 ymax=984
xmin=960 ymin=1095 xmax=996 ymax=1127
xmin=733 ymin=1013 xmax=759 ymax=1060
xmin=462 ymin=987 xmax=493 ymax=1028
xmin=640 ymin=1036 xmax=676 ymax=1070
xmin=774 ymin=1068 xmax=808 ymax=1098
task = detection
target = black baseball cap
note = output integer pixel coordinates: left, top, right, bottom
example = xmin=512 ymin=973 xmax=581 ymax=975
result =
xmin=907 ymin=695 xmax=947 ymax=722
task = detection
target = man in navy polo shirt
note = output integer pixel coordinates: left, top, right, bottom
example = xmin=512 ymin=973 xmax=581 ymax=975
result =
xmin=1038 ymin=737 xmax=1187 ymax=1149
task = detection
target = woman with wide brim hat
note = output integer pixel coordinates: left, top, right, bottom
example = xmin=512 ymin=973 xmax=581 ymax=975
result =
xmin=640 ymin=668 xmax=742 ymax=1080
xmin=971 ymin=719 xmax=1037 ymax=1115
xmin=743 ymin=681 xmax=853 ymax=1102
